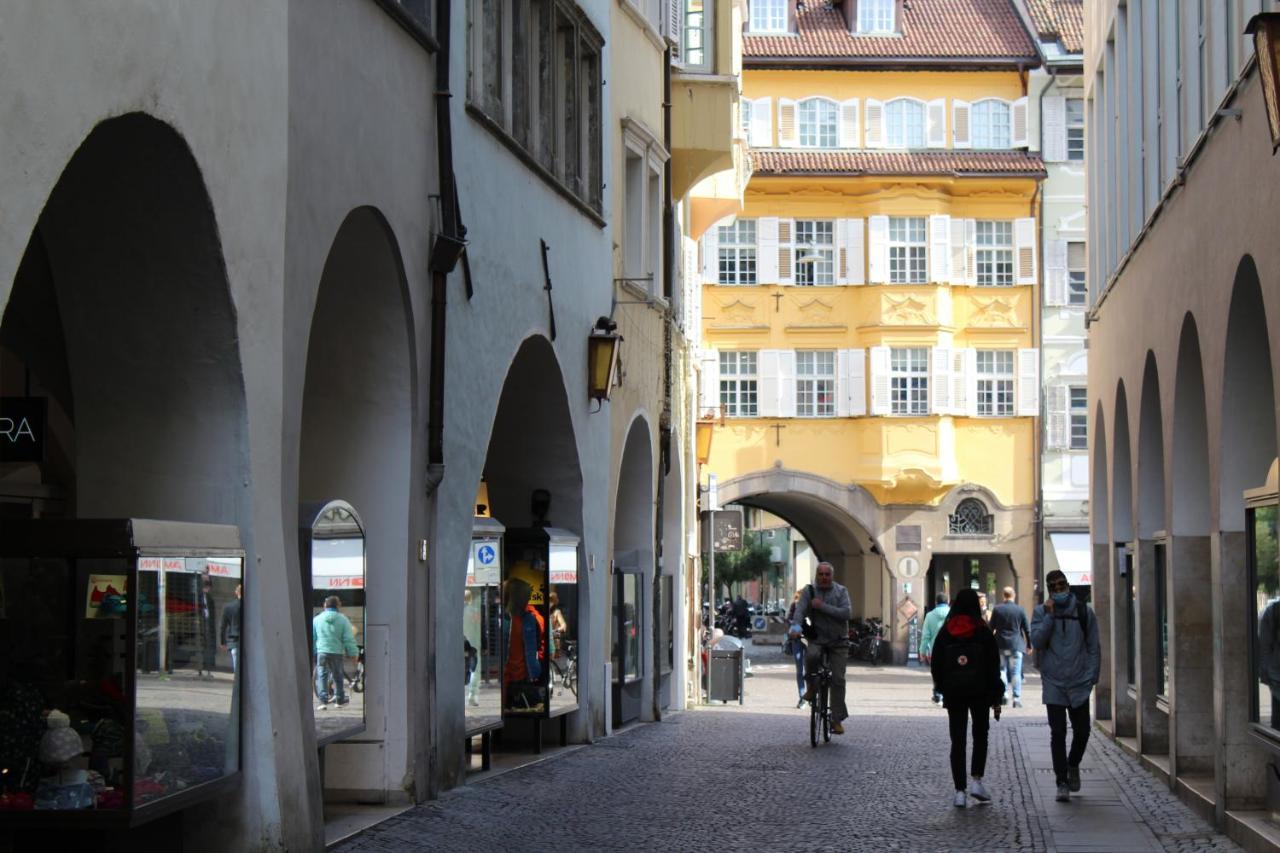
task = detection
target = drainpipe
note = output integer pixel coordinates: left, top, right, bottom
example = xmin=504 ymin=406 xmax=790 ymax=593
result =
xmin=426 ymin=0 xmax=470 ymax=496
xmin=653 ymin=42 xmax=674 ymax=724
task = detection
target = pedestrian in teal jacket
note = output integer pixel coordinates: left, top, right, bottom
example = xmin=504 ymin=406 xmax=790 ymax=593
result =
xmin=313 ymin=596 xmax=358 ymax=709
xmin=920 ymin=593 xmax=950 ymax=704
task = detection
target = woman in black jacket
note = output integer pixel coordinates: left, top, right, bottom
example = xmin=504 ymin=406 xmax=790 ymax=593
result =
xmin=930 ymin=588 xmax=1004 ymax=808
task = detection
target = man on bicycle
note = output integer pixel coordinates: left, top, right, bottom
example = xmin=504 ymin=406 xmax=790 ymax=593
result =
xmin=789 ymin=562 xmax=852 ymax=734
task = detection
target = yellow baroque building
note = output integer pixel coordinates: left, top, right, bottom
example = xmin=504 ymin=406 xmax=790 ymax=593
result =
xmin=698 ymin=0 xmax=1046 ymax=657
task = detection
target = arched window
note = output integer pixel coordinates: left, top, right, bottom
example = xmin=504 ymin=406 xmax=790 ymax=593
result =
xmin=949 ymin=498 xmax=994 ymax=535
xmin=885 ymin=98 xmax=925 ymax=148
xmin=798 ymin=98 xmax=838 ymax=148
xmin=971 ymin=99 xmax=1011 ymax=149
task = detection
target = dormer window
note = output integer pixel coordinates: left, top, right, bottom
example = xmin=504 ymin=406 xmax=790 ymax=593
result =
xmin=857 ymin=0 xmax=895 ymax=34
xmin=749 ymin=0 xmax=787 ymax=33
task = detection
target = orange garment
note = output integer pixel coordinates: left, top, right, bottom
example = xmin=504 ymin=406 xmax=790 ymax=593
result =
xmin=503 ymin=605 xmax=546 ymax=683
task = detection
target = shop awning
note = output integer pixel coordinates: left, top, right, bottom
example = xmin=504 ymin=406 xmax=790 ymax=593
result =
xmin=1048 ymin=532 xmax=1092 ymax=586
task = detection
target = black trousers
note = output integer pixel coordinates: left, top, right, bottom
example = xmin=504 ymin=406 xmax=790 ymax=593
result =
xmin=1047 ymin=701 xmax=1091 ymax=783
xmin=946 ymin=699 xmax=990 ymax=791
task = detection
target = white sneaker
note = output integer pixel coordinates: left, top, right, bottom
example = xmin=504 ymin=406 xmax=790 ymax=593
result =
xmin=316 ymin=703 xmax=329 ymax=711
xmin=969 ymin=779 xmax=992 ymax=803
xmin=953 ymin=790 xmax=967 ymax=808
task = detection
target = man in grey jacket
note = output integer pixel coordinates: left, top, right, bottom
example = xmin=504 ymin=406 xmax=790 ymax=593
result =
xmin=1030 ymin=569 xmax=1100 ymax=802
xmin=789 ymin=562 xmax=852 ymax=734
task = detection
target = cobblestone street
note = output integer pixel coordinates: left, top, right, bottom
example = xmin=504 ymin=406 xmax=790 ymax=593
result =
xmin=336 ymin=645 xmax=1242 ymax=853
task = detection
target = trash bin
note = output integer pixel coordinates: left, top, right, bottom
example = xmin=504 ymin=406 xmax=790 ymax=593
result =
xmin=708 ymin=647 xmax=743 ymax=704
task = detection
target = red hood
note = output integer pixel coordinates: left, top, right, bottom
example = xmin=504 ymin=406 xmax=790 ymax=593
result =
xmin=945 ymin=614 xmax=981 ymax=639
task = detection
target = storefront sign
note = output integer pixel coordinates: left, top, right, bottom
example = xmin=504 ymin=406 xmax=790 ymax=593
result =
xmin=548 ymin=543 xmax=577 ymax=585
xmin=700 ymin=509 xmax=743 ymax=553
xmin=0 ymin=397 xmax=46 ymax=463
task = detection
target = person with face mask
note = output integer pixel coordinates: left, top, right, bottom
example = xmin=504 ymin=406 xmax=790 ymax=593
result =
xmin=1029 ymin=569 xmax=1100 ymax=802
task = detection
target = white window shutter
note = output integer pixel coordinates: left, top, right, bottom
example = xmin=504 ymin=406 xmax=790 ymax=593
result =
xmin=949 ymin=217 xmax=969 ymax=286
xmin=869 ymin=346 xmax=891 ymax=415
xmin=778 ymin=349 xmax=798 ymax=418
xmin=699 ymin=348 xmax=720 ymax=418
xmin=1017 ymin=348 xmax=1040 ymax=416
xmin=759 ymin=349 xmax=782 ymax=417
xmin=848 ymin=348 xmax=866 ymax=415
xmin=778 ymin=98 xmax=799 ymax=147
xmin=867 ymin=215 xmax=889 ymax=284
xmin=952 ymin=99 xmax=972 ymax=148
xmin=836 ymin=349 xmax=853 ymax=417
xmin=750 ymin=97 xmax=773 ymax=147
xmin=702 ymin=226 xmax=721 ymax=284
xmin=845 ymin=218 xmax=865 ymax=285
xmin=757 ymin=217 xmax=780 ymax=284
xmin=777 ymin=218 xmax=795 ymax=285
xmin=931 ymin=346 xmax=952 ymax=414
xmin=1012 ymin=96 xmax=1029 ymax=148
xmin=965 ymin=219 xmax=978 ymax=284
xmin=668 ymin=0 xmax=683 ymax=62
xmin=835 ymin=219 xmax=849 ymax=284
xmin=1046 ymin=384 xmax=1069 ymax=449
xmin=929 ymin=214 xmax=950 ymax=284
xmin=1014 ymin=217 xmax=1037 ymax=285
xmin=926 ymin=98 xmax=947 ymax=148
xmin=838 ymin=98 xmax=860 ymax=148
xmin=951 ymin=350 xmax=970 ymax=416
xmin=1045 ymin=238 xmax=1068 ymax=306
xmin=865 ymin=98 xmax=885 ymax=148
xmin=1043 ymin=95 xmax=1067 ymax=161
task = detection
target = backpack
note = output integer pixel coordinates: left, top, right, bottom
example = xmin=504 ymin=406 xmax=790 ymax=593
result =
xmin=800 ymin=585 xmax=817 ymax=641
xmin=941 ymin=633 xmax=987 ymax=697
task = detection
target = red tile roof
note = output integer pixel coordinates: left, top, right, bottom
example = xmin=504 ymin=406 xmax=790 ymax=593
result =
xmin=751 ymin=149 xmax=1047 ymax=177
xmin=1025 ymin=0 xmax=1084 ymax=55
xmin=744 ymin=1 xmax=1038 ymax=62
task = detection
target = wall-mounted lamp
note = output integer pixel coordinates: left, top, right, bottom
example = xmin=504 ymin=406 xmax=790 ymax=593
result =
xmin=587 ymin=316 xmax=623 ymax=404
xmin=695 ymin=419 xmax=715 ymax=466
xmin=1247 ymin=13 xmax=1280 ymax=152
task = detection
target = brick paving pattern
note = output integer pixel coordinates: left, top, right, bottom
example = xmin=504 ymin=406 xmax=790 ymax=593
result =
xmin=336 ymin=648 xmax=1240 ymax=853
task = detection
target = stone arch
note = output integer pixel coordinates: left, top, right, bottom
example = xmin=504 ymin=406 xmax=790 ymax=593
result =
xmin=1111 ymin=379 xmax=1137 ymax=735
xmin=1137 ymin=352 xmax=1166 ymax=538
xmin=1172 ymin=316 xmax=1211 ymax=537
xmin=1112 ymin=381 xmax=1134 ymax=544
xmin=1091 ymin=401 xmax=1112 ymax=720
xmin=613 ymin=414 xmax=654 ymax=725
xmin=1092 ymin=401 xmax=1110 ymax=545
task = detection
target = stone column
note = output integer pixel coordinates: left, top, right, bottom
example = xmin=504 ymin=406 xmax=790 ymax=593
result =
xmin=1111 ymin=543 xmax=1138 ymax=737
xmin=1135 ymin=538 xmax=1169 ymax=756
xmin=1093 ymin=541 xmax=1113 ymax=721
xmin=1169 ymin=535 xmax=1214 ymax=779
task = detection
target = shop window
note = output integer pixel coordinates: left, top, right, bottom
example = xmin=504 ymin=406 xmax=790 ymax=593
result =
xmin=502 ymin=527 xmax=581 ymax=718
xmin=972 ymin=100 xmax=1012 ymax=149
xmin=1155 ymin=541 xmax=1169 ymax=698
xmin=796 ymin=350 xmax=836 ymax=417
xmin=888 ymin=216 xmax=927 ymax=284
xmin=660 ymin=575 xmax=674 ymax=675
xmin=1249 ymin=499 xmax=1279 ymax=732
xmin=798 ymin=98 xmax=838 ymax=148
xmin=975 ymin=220 xmax=1015 ymax=287
xmin=465 ymin=517 xmax=506 ymax=732
xmin=1121 ymin=544 xmax=1136 ymax=687
xmin=1068 ymin=241 xmax=1087 ymax=305
xmin=949 ymin=498 xmax=994 ymax=535
xmin=1 ymin=520 xmax=244 ymax=822
xmin=749 ymin=0 xmax=786 ymax=33
xmin=976 ymin=350 xmax=1015 ymax=417
xmin=614 ymin=572 xmax=643 ymax=683
xmin=718 ymin=219 xmax=757 ymax=285
xmin=720 ymin=351 xmax=759 ymax=417
xmin=794 ymin=220 xmax=835 ymax=286
xmin=890 ymin=347 xmax=929 ymax=415
xmin=885 ymin=99 xmax=925 ymax=148
xmin=1066 ymin=98 xmax=1085 ymax=161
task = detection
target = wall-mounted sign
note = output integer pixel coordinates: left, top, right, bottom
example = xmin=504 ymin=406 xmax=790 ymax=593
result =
xmin=0 ymin=397 xmax=46 ymax=463
xmin=895 ymin=525 xmax=922 ymax=552
xmin=700 ymin=509 xmax=743 ymax=553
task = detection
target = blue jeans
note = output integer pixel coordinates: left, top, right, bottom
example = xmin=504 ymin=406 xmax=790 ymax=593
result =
xmin=1000 ymin=650 xmax=1023 ymax=701
xmin=316 ymin=653 xmax=346 ymax=703
xmin=791 ymin=641 xmax=806 ymax=697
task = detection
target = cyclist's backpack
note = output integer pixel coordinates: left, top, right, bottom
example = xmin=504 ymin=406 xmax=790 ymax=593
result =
xmin=801 ymin=584 xmax=818 ymax=640
xmin=941 ymin=633 xmax=987 ymax=697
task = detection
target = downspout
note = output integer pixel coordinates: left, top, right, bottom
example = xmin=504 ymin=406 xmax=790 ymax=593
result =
xmin=426 ymin=0 xmax=471 ymax=496
xmin=653 ymin=42 xmax=675 ymax=724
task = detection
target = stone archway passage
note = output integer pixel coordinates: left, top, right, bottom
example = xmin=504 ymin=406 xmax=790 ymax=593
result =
xmin=1090 ymin=402 xmax=1112 ymax=721
xmin=1111 ymin=381 xmax=1137 ymax=737
xmin=613 ymin=416 xmax=654 ymax=727
xmin=1134 ymin=352 xmax=1168 ymax=757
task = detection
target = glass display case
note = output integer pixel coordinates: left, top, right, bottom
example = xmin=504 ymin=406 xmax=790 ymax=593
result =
xmin=500 ymin=528 xmax=579 ymax=719
xmin=465 ymin=516 xmax=504 ymax=735
xmin=0 ymin=519 xmax=243 ymax=824
xmin=299 ymin=501 xmax=366 ymax=747
xmin=1246 ymin=461 xmax=1279 ymax=735
xmin=612 ymin=551 xmax=647 ymax=727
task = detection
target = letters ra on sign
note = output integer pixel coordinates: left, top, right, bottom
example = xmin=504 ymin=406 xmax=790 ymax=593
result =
xmin=0 ymin=398 xmax=47 ymax=464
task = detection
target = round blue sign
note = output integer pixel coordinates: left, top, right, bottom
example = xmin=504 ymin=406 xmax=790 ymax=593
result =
xmin=477 ymin=544 xmax=496 ymax=566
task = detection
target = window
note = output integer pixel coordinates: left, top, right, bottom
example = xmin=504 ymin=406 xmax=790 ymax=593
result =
xmin=857 ymin=0 xmax=894 ymax=33
xmin=888 ymin=217 xmax=927 ymax=284
xmin=796 ymin=351 xmax=835 ymax=417
xmin=1154 ymin=541 xmax=1168 ymax=698
xmin=971 ymin=100 xmax=1011 ymax=149
xmin=1248 ymin=502 xmax=1279 ymax=732
xmin=682 ymin=1 xmax=707 ymax=67
xmin=798 ymin=98 xmax=838 ymax=148
xmin=976 ymin=350 xmax=1015 ymax=417
xmin=1069 ymin=387 xmax=1088 ymax=449
xmin=466 ymin=0 xmax=604 ymax=214
xmin=794 ymin=220 xmax=834 ymax=286
xmin=890 ymin=347 xmax=929 ymax=415
xmin=717 ymin=219 xmax=757 ymax=285
xmin=949 ymin=498 xmax=994 ymax=535
xmin=622 ymin=126 xmax=666 ymax=291
xmin=1067 ymin=241 xmax=1087 ymax=305
xmin=975 ymin=221 xmax=1014 ymax=287
xmin=740 ymin=98 xmax=752 ymax=139
xmin=720 ymin=351 xmax=758 ymax=417
xmin=749 ymin=0 xmax=786 ymax=33
xmin=1066 ymin=98 xmax=1085 ymax=161
xmin=885 ymin=99 xmax=925 ymax=148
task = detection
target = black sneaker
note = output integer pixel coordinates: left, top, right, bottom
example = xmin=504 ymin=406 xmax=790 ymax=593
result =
xmin=1055 ymin=782 xmax=1070 ymax=802
xmin=1067 ymin=765 xmax=1081 ymax=792
xmin=336 ymin=697 xmax=351 ymax=707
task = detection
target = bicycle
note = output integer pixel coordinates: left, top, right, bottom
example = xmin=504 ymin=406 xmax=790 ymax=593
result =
xmin=551 ymin=639 xmax=577 ymax=697
xmin=808 ymin=646 xmax=833 ymax=747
